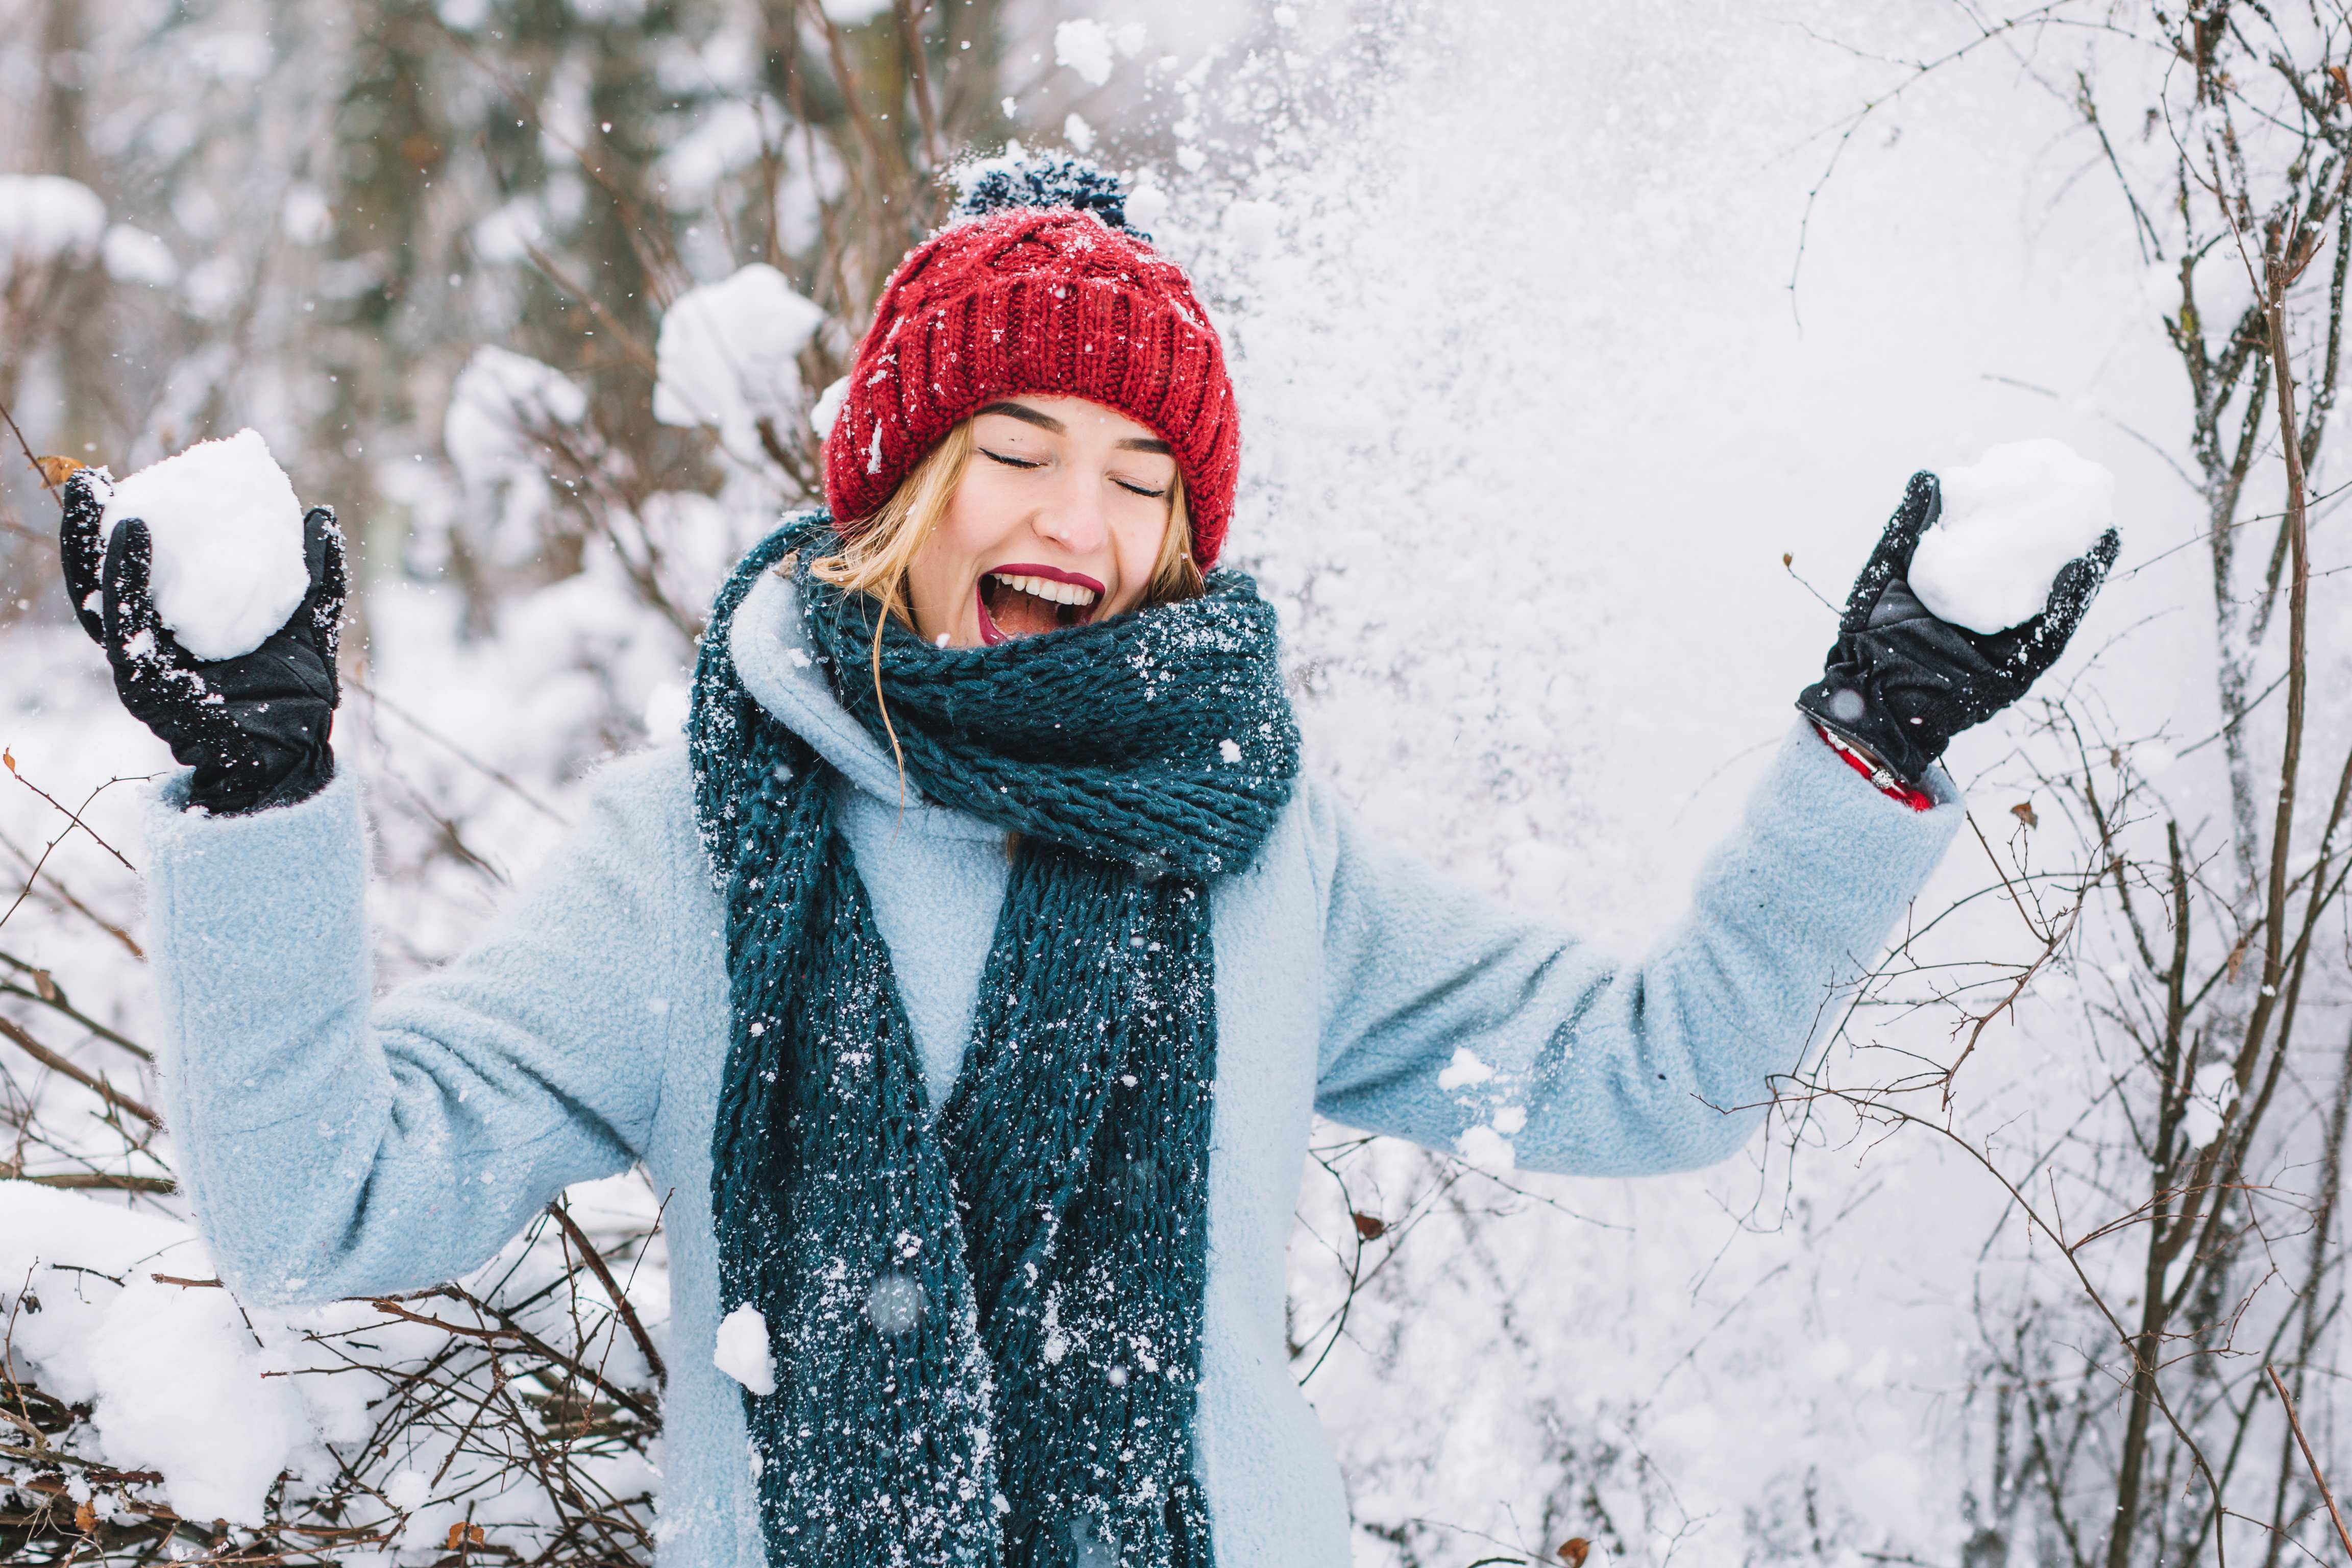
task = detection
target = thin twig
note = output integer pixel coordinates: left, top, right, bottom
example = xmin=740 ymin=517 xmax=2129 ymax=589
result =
xmin=517 ymin=244 xmax=663 ymax=380
xmin=2268 ymin=1365 xmax=2352 ymax=1560
xmin=0 ymin=951 xmax=152 ymax=1059
xmin=450 ymin=1286 xmax=659 ymax=1423
xmin=0 ymin=1015 xmax=160 ymax=1126
xmin=0 ymin=1166 xmax=174 ymax=1193
xmin=0 ymin=822 xmax=145 ymax=960
xmin=2 ymin=761 xmax=140 ymax=871
xmin=0 ymin=393 xmax=60 ymax=500
xmin=1782 ymin=553 xmax=1842 ymax=614
xmin=545 ymin=1198 xmax=667 ymax=1386
xmin=364 ymin=1297 xmax=522 ymax=1344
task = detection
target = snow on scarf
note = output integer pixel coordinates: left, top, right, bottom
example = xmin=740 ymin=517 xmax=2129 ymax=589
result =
xmin=688 ymin=517 xmax=1300 ymax=1567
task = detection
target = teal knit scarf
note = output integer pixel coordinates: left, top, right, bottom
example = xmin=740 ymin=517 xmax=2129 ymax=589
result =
xmin=688 ymin=518 xmax=1300 ymax=1568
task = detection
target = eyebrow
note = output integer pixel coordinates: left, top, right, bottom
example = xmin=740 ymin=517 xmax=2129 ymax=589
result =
xmin=978 ymin=400 xmax=1172 ymax=455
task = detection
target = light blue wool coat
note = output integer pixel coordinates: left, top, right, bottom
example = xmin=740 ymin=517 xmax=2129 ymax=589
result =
xmin=143 ymin=569 xmax=1963 ymax=1566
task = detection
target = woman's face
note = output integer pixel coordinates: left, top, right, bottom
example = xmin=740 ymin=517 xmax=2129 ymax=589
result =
xmin=906 ymin=396 xmax=1180 ymax=648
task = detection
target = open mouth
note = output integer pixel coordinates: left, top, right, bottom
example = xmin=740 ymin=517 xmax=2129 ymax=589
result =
xmin=975 ymin=564 xmax=1104 ymax=645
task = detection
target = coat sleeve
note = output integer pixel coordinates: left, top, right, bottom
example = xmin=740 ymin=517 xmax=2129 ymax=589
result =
xmin=1310 ymin=720 xmax=1963 ymax=1176
xmin=143 ymin=748 xmax=701 ymax=1305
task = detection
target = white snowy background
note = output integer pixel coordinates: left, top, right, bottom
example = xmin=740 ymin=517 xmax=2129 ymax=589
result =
xmin=3 ymin=1 xmax=2338 ymax=1565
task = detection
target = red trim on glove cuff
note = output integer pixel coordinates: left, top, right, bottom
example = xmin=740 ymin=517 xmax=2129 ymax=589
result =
xmin=1812 ymin=723 xmax=1937 ymax=813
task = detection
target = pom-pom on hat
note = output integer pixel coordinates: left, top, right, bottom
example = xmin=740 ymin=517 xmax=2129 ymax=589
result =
xmin=823 ymin=155 xmax=1241 ymax=569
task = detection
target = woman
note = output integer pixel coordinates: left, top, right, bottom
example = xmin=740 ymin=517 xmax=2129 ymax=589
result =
xmin=63 ymin=166 xmax=2112 ymax=1567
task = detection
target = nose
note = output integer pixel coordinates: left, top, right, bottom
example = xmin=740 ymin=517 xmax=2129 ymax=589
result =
xmin=1030 ymin=467 xmax=1108 ymax=555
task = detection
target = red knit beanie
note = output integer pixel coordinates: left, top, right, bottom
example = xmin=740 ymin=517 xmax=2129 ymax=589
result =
xmin=823 ymin=198 xmax=1241 ymax=569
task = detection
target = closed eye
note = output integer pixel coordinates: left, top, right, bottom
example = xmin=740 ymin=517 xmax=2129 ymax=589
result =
xmin=1114 ymin=479 xmax=1167 ymax=499
xmin=980 ymin=447 xmax=1042 ymax=470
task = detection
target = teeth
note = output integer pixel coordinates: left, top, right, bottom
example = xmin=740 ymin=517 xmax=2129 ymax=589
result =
xmin=991 ymin=572 xmax=1098 ymax=606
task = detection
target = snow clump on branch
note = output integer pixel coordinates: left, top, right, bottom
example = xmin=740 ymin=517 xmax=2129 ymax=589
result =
xmin=445 ymin=345 xmax=590 ymax=491
xmin=652 ymin=263 xmax=825 ymax=460
xmin=0 ymin=174 xmax=105 ymax=278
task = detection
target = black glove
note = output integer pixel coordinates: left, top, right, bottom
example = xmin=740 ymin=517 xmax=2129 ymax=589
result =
xmin=1796 ymin=472 xmax=2119 ymax=785
xmin=61 ymin=468 xmax=346 ymax=815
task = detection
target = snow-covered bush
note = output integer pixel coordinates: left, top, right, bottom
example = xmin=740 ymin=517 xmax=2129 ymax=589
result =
xmin=3 ymin=1177 xmax=665 ymax=1562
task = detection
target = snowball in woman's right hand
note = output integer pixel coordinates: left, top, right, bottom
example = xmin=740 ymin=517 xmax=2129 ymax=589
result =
xmin=100 ymin=428 xmax=308 ymax=662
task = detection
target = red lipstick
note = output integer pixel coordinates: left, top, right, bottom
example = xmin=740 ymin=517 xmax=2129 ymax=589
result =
xmin=987 ymin=562 xmax=1106 ymax=595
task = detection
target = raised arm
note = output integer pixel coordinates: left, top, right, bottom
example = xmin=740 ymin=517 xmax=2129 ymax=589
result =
xmin=145 ymin=750 xmax=704 ymax=1305
xmin=1310 ymin=722 xmax=1962 ymax=1176
xmin=1312 ymin=468 xmax=2118 ymax=1175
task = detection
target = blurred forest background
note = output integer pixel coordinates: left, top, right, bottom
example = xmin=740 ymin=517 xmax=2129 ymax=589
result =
xmin=10 ymin=2 xmax=2352 ymax=1567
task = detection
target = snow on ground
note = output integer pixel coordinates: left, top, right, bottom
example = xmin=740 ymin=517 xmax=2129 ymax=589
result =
xmin=1912 ymin=438 xmax=2116 ymax=633
xmin=100 ymin=428 xmax=310 ymax=660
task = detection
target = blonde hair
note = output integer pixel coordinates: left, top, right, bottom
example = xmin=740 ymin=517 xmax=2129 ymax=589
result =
xmin=808 ymin=414 xmax=1207 ymax=790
